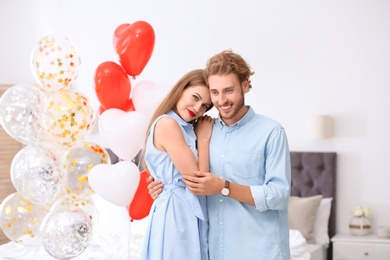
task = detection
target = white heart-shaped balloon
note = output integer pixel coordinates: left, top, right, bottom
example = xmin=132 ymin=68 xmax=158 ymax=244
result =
xmin=88 ymin=161 xmax=140 ymax=207
xmin=132 ymin=80 xmax=171 ymax=121
xmin=98 ymin=109 xmax=148 ymax=161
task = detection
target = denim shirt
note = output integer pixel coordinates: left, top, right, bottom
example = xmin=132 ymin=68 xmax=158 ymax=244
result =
xmin=207 ymin=106 xmax=291 ymax=260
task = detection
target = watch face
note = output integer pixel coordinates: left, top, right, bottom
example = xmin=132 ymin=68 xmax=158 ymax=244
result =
xmin=221 ymin=188 xmax=229 ymax=196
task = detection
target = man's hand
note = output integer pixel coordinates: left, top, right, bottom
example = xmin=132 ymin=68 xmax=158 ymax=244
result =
xmin=147 ymin=175 xmax=163 ymax=200
xmin=194 ymin=115 xmax=214 ymax=141
xmin=182 ymin=171 xmax=224 ymax=196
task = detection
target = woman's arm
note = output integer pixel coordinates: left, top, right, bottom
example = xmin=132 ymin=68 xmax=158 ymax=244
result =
xmin=147 ymin=116 xmax=213 ymax=199
xmin=153 ymin=116 xmax=212 ymax=177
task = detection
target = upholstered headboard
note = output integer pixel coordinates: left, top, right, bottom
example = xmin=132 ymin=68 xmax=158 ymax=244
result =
xmin=290 ymin=152 xmax=337 ymax=259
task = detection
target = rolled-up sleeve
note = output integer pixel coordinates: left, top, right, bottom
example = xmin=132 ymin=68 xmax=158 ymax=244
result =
xmin=251 ymin=127 xmax=291 ymax=212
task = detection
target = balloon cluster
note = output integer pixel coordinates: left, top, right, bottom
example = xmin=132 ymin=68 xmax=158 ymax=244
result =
xmin=94 ymin=22 xmax=171 ymax=160
xmin=0 ymin=20 xmax=162 ymax=259
xmin=91 ymin=21 xmax=168 ymax=221
xmin=0 ymin=35 xmax=107 ymax=259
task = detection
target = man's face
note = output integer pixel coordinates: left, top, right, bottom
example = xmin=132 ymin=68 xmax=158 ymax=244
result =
xmin=208 ymin=73 xmax=249 ymax=126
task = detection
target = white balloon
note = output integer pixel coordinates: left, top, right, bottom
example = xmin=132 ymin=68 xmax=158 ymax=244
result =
xmin=132 ymin=80 xmax=171 ymax=121
xmin=98 ymin=109 xmax=148 ymax=161
xmin=88 ymin=161 xmax=140 ymax=207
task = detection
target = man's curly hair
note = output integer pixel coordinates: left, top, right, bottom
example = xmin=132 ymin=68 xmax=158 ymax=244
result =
xmin=204 ymin=49 xmax=255 ymax=89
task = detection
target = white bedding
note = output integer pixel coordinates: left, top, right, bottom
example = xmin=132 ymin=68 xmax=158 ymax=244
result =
xmin=290 ymin=229 xmax=311 ymax=260
xmin=0 ymin=240 xmax=138 ymax=260
xmin=289 ymin=229 xmax=327 ymax=260
xmin=0 ymin=229 xmax=326 ymax=260
xmin=307 ymin=243 xmax=327 ymax=260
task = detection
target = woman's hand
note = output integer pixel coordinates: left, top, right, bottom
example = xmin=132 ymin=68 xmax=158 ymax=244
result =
xmin=147 ymin=175 xmax=163 ymax=200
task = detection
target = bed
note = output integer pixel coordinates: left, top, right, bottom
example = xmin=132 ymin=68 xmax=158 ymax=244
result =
xmin=289 ymin=151 xmax=337 ymax=260
xmin=0 ymin=151 xmax=337 ymax=260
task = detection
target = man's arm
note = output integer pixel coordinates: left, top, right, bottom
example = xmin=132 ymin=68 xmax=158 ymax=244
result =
xmin=182 ymin=171 xmax=255 ymax=206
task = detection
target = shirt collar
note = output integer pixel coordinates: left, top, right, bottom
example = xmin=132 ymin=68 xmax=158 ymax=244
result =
xmin=167 ymin=110 xmax=191 ymax=128
xmin=216 ymin=106 xmax=255 ymax=129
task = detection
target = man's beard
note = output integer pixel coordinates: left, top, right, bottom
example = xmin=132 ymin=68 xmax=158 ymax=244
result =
xmin=218 ymin=93 xmax=245 ymax=121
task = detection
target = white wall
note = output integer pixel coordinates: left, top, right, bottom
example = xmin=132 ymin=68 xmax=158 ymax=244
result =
xmin=1 ymin=0 xmax=389 ymax=235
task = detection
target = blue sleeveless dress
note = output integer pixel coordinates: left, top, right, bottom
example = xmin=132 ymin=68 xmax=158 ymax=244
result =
xmin=140 ymin=110 xmax=208 ymax=260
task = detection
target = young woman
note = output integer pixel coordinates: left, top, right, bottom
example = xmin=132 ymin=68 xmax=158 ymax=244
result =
xmin=140 ymin=69 xmax=214 ymax=260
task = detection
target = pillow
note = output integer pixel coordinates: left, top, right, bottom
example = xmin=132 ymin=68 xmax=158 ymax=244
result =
xmin=288 ymin=195 xmax=323 ymax=244
xmin=314 ymin=197 xmax=333 ymax=246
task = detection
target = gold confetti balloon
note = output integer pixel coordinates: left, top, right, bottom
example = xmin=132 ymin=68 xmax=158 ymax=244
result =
xmin=10 ymin=143 xmax=63 ymax=205
xmin=44 ymin=88 xmax=95 ymax=147
xmin=63 ymin=142 xmax=111 ymax=198
xmin=0 ymin=192 xmax=49 ymax=246
xmin=30 ymin=34 xmax=81 ymax=92
xmin=0 ymin=83 xmax=46 ymax=144
xmin=41 ymin=200 xmax=93 ymax=259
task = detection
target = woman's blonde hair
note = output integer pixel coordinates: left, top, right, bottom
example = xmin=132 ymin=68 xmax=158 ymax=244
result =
xmin=141 ymin=69 xmax=213 ymax=170
xmin=204 ymin=49 xmax=255 ymax=89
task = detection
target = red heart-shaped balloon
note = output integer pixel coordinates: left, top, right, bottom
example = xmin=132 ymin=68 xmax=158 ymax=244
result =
xmin=94 ymin=61 xmax=131 ymax=111
xmin=113 ymin=23 xmax=130 ymax=52
xmin=129 ymin=170 xmax=154 ymax=220
xmin=113 ymin=21 xmax=155 ymax=78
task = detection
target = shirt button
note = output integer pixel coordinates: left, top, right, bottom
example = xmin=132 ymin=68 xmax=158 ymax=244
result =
xmin=219 ymin=199 xmax=223 ymax=202
xmin=221 ymin=154 xmax=224 ymax=158
xmin=220 ymin=221 xmax=223 ymax=225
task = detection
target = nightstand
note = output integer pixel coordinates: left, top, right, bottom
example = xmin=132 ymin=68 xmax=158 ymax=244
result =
xmin=331 ymin=233 xmax=390 ymax=260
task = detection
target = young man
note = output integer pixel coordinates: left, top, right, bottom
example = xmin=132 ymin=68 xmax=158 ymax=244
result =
xmin=149 ymin=50 xmax=291 ymax=260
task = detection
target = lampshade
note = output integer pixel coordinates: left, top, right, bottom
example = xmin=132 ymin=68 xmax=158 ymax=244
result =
xmin=309 ymin=115 xmax=332 ymax=139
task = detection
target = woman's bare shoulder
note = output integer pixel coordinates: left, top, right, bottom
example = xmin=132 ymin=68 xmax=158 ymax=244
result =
xmin=154 ymin=115 xmax=180 ymax=132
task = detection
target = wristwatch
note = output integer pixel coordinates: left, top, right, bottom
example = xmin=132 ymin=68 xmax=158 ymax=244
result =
xmin=221 ymin=180 xmax=230 ymax=196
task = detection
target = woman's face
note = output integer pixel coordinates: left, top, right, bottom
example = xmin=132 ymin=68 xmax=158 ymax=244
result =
xmin=174 ymin=85 xmax=211 ymax=122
